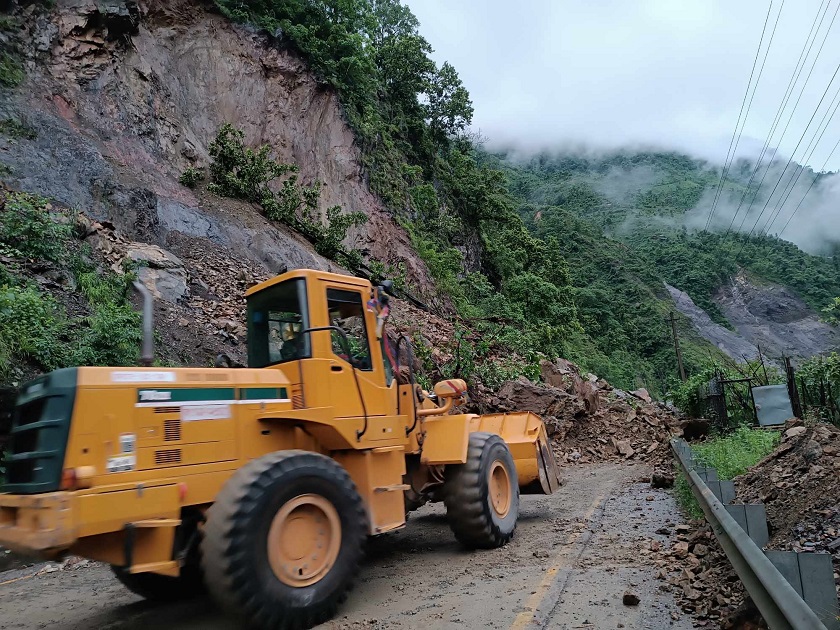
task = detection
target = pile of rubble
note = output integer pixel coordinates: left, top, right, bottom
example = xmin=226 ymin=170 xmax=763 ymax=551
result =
xmin=652 ymin=521 xmax=752 ymax=627
xmin=478 ymin=358 xmax=701 ymax=466
xmin=655 ymin=420 xmax=840 ymax=628
xmin=736 ymin=419 xmax=840 ymax=592
xmin=77 ymin=214 xmax=270 ymax=365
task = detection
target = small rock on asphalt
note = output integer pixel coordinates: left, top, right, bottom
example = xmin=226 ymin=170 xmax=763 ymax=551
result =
xmin=622 ymin=590 xmax=641 ymax=606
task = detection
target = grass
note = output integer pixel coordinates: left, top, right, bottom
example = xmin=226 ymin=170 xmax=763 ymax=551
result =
xmin=0 ymin=192 xmax=143 ymax=382
xmin=0 ymin=50 xmax=24 ymax=88
xmin=675 ymin=426 xmax=780 ymax=517
xmin=0 ymin=117 xmax=36 ymax=140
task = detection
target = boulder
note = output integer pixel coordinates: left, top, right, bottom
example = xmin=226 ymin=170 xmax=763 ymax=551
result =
xmin=137 ymin=267 xmax=189 ymax=303
xmin=802 ymin=440 xmax=823 ymax=463
xmin=126 ymin=244 xmax=189 ymax=303
xmin=125 ymin=244 xmax=185 ymax=270
xmin=784 ymin=426 xmax=807 ymax=440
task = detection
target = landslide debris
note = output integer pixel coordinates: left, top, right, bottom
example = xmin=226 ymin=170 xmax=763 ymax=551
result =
xmin=652 ymin=519 xmax=750 ymax=627
xmin=655 ymin=420 xmax=840 ymax=628
xmin=736 ymin=418 xmax=840 ymax=601
xmin=478 ymin=358 xmax=697 ymax=466
xmin=76 ymin=211 xmax=270 ymax=367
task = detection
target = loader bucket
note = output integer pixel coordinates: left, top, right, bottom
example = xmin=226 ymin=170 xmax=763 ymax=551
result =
xmin=470 ymin=412 xmax=562 ymax=494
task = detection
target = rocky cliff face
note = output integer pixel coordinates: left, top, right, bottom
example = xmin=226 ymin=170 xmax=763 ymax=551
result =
xmin=1 ymin=0 xmax=437 ymax=298
xmin=669 ymin=271 xmax=839 ymax=363
xmin=712 ymin=271 xmax=839 ymax=361
xmin=666 ymin=283 xmax=761 ymax=362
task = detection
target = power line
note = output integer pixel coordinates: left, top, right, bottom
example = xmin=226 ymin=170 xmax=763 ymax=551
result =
xmin=762 ymin=81 xmax=840 ymax=234
xmin=736 ymin=61 xmax=840 ymax=256
xmin=723 ymin=0 xmax=832 ymax=237
xmin=703 ymin=0 xmax=780 ymax=232
xmin=778 ymin=135 xmax=840 ymax=238
xmin=732 ymin=0 xmax=840 ymax=238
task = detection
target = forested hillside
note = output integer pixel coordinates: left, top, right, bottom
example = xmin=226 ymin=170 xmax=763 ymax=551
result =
xmin=486 ymin=149 xmax=840 ymax=358
xmin=2 ymin=0 xmax=837 ymax=398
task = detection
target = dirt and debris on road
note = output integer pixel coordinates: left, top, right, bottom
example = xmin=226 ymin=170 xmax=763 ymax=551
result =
xmin=652 ymin=519 xmax=750 ymax=627
xmin=0 ymin=464 xmax=697 ymax=630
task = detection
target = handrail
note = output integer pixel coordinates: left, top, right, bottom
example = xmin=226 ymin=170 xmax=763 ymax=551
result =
xmin=395 ymin=335 xmax=419 ymax=435
xmin=671 ymin=439 xmax=827 ymax=630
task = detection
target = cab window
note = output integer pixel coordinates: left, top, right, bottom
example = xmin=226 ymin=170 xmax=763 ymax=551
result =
xmin=327 ymin=288 xmax=372 ymax=371
xmin=247 ymin=279 xmax=311 ymax=368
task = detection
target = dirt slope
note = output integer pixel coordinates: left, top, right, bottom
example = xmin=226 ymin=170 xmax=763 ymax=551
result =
xmin=737 ymin=421 xmax=840 ymax=559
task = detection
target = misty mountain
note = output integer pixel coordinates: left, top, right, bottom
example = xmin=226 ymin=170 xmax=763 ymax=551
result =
xmin=484 ymin=148 xmax=840 ymax=367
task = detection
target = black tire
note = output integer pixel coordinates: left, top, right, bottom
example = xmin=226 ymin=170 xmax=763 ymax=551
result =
xmin=111 ymin=562 xmax=204 ymax=602
xmin=201 ymin=451 xmax=367 ymax=630
xmin=443 ymin=432 xmax=519 ymax=549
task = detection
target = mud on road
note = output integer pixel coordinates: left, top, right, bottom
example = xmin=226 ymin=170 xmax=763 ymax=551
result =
xmin=0 ymin=464 xmax=697 ymax=630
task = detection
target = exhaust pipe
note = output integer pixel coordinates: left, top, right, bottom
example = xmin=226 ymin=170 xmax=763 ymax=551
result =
xmin=132 ymin=280 xmax=154 ymax=367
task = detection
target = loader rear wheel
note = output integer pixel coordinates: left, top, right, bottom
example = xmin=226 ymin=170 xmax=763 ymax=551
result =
xmin=201 ymin=451 xmax=367 ymax=629
xmin=110 ymin=563 xmax=204 ymax=602
xmin=443 ymin=432 xmax=519 ymax=549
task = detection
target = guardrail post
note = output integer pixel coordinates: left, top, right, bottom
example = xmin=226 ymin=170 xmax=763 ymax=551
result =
xmin=705 ymin=479 xmax=736 ymax=503
xmin=695 ymin=467 xmax=718 ymax=482
xmin=765 ymin=551 xmax=840 ymax=630
xmin=725 ymin=504 xmax=770 ymax=548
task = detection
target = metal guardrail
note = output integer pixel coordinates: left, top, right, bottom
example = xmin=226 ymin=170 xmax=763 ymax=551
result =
xmin=671 ymin=438 xmax=829 ymax=630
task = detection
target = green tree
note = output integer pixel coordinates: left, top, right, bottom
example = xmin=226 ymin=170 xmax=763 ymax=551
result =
xmin=424 ymin=62 xmax=473 ymax=144
xmin=823 ymin=297 xmax=840 ymax=326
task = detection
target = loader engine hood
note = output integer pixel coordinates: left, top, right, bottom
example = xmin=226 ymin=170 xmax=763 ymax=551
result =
xmin=3 ymin=368 xmax=78 ymax=494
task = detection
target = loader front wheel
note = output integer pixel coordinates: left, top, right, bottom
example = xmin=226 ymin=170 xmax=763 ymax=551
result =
xmin=201 ymin=451 xmax=367 ymax=629
xmin=443 ymin=432 xmax=519 ymax=549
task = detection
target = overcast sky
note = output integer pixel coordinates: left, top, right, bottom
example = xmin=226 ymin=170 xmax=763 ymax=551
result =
xmin=404 ymin=0 xmax=840 ymax=171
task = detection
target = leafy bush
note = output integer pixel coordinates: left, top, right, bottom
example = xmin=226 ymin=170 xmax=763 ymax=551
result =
xmin=179 ymin=167 xmax=204 ymax=189
xmin=0 ymin=285 xmax=68 ymax=378
xmin=70 ymin=258 xmax=141 ymax=367
xmin=208 ymin=124 xmax=294 ymax=201
xmin=0 ymin=201 xmax=144 ymax=383
xmin=74 ymin=302 xmax=141 ymax=366
xmin=0 ymin=192 xmax=71 ymax=262
xmin=207 ymin=123 xmax=366 ymax=262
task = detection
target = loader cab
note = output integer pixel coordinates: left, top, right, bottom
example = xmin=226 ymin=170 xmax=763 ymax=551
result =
xmin=246 ymin=270 xmax=397 ymax=422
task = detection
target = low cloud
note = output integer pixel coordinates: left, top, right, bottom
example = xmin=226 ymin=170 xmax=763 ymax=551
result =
xmin=406 ymin=0 xmax=840 ymax=169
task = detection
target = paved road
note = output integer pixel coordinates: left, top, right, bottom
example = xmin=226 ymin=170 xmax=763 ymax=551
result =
xmin=0 ymin=463 xmax=696 ymax=630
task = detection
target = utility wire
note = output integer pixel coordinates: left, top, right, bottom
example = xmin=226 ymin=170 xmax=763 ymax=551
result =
xmin=732 ymin=0 xmax=840 ymax=236
xmin=703 ymin=0 xmax=779 ymax=232
xmin=736 ymin=61 xmax=840 ymax=256
xmin=723 ymin=0 xmax=831 ymax=237
xmin=762 ymin=81 xmax=840 ymax=234
xmin=778 ymin=135 xmax=840 ymax=237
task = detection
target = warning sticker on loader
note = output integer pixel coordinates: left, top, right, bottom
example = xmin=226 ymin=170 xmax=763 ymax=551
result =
xmin=107 ymin=454 xmax=136 ymax=473
xmin=119 ymin=433 xmax=136 ymax=453
xmin=181 ymin=404 xmax=232 ymax=422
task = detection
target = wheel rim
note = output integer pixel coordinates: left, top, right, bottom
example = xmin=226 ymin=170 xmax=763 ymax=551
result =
xmin=267 ymin=494 xmax=342 ymax=587
xmin=488 ymin=461 xmax=512 ymax=518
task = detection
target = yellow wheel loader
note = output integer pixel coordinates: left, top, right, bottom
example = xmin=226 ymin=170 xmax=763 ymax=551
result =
xmin=0 ymin=269 xmax=561 ymax=629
